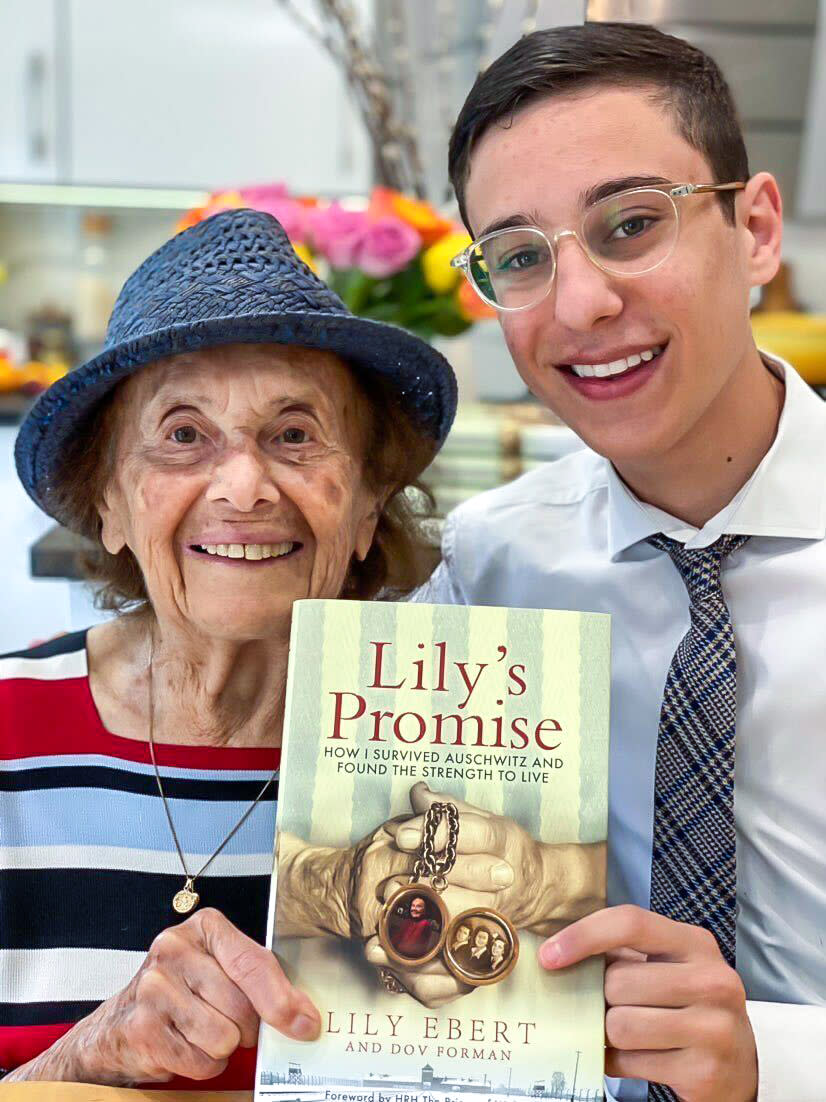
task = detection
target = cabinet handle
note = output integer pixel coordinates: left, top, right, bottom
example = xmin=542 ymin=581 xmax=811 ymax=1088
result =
xmin=25 ymin=51 xmax=48 ymax=163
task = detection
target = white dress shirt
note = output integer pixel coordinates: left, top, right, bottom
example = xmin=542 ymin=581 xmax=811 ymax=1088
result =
xmin=414 ymin=357 xmax=826 ymax=1101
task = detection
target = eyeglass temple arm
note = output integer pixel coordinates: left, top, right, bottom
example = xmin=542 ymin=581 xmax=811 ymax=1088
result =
xmin=671 ymin=182 xmax=746 ymax=196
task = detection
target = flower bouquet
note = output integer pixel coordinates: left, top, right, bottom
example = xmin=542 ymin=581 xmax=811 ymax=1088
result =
xmin=178 ymin=184 xmax=494 ymax=341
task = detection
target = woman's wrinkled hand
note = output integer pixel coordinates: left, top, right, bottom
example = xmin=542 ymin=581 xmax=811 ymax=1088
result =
xmin=5 ymin=908 xmax=320 ymax=1086
xmin=363 ymin=933 xmax=473 ymax=1008
xmin=385 ymin=781 xmax=543 ymax=928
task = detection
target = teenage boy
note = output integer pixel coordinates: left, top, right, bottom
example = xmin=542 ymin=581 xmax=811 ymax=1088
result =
xmin=418 ymin=22 xmax=825 ymax=1102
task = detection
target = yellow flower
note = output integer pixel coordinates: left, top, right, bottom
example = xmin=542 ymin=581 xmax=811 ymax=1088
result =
xmin=204 ymin=189 xmax=245 ymax=213
xmin=422 ymin=232 xmax=472 ymax=294
xmin=292 ymin=242 xmax=319 ymax=275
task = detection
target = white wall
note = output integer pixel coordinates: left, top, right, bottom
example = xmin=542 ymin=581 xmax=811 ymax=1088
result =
xmin=779 ymin=221 xmax=826 ymax=312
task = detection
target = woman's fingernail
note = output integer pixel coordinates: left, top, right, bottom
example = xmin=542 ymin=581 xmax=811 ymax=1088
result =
xmin=539 ymin=939 xmax=562 ymax=968
xmin=492 ymin=862 xmax=513 ymax=886
xmin=397 ymin=827 xmax=419 ymax=848
xmin=290 ymin=1013 xmax=320 ymax=1040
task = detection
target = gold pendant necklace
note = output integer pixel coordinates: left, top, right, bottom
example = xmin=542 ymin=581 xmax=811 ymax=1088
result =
xmin=146 ymin=634 xmax=278 ymax=914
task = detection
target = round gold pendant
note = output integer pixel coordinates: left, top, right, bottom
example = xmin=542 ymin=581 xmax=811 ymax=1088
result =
xmin=443 ymin=908 xmax=519 ymax=986
xmin=172 ymin=884 xmax=200 ymax=914
xmin=378 ymin=883 xmax=448 ymax=967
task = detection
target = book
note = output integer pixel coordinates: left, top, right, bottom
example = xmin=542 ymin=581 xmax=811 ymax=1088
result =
xmin=256 ymin=600 xmax=610 ymax=1101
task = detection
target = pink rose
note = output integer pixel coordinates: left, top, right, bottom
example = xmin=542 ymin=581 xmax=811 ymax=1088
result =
xmin=252 ymin=197 xmax=309 ymax=243
xmin=236 ymin=185 xmax=308 ymax=242
xmin=354 ymin=216 xmax=421 ymax=278
xmin=239 ymin=183 xmax=290 ymax=204
xmin=308 ymin=203 xmax=370 ymax=269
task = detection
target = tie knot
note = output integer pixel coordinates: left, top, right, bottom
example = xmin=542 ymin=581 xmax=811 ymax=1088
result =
xmin=647 ymin=533 xmax=749 ymax=601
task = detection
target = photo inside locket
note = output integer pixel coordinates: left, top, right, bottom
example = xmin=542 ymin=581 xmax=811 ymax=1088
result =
xmin=448 ymin=915 xmax=511 ymax=976
xmin=387 ymin=890 xmax=443 ymax=959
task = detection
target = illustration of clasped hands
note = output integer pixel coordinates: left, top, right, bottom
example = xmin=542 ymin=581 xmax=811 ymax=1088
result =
xmin=276 ymin=781 xmax=605 ymax=1008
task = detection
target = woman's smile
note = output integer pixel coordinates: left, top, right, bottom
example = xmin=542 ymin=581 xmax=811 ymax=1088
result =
xmin=187 ymin=540 xmax=303 ymax=563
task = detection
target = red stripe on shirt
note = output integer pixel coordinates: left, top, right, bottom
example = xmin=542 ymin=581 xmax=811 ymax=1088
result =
xmin=0 ymin=677 xmax=280 ymax=770
xmin=0 ymin=1023 xmax=258 ymax=1090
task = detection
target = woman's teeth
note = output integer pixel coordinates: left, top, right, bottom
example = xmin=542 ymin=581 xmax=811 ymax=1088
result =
xmin=197 ymin=542 xmax=295 ymax=560
xmin=570 ymin=345 xmax=662 ymax=378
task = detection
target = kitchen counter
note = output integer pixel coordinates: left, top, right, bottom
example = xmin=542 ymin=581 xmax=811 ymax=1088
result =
xmin=0 ymin=420 xmax=111 ymax=652
xmin=0 ymin=393 xmax=94 ymax=585
xmin=30 ymin=524 xmax=93 ymax=580
xmin=0 ymin=391 xmax=34 ymax=425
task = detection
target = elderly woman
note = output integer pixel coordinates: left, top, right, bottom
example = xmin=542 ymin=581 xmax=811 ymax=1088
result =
xmin=0 ymin=208 xmax=458 ymax=1090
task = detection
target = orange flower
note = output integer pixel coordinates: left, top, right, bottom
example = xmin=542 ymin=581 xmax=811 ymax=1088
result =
xmin=175 ymin=207 xmax=206 ymax=233
xmin=367 ymin=187 xmax=399 ymax=220
xmin=176 ymin=190 xmax=246 ymax=235
xmin=369 ymin=187 xmax=453 ymax=246
xmin=457 ymin=278 xmax=497 ymax=321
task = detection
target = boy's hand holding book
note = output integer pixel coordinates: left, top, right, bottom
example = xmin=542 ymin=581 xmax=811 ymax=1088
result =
xmin=541 ymin=904 xmax=757 ymax=1102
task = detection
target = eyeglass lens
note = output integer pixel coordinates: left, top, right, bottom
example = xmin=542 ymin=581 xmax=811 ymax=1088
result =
xmin=469 ymin=189 xmax=679 ymax=310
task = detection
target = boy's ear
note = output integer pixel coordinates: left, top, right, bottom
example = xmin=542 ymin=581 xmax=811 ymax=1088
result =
xmin=741 ymin=172 xmax=783 ymax=290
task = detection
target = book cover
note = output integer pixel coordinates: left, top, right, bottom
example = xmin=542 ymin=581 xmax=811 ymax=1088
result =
xmin=256 ymin=600 xmax=610 ymax=1101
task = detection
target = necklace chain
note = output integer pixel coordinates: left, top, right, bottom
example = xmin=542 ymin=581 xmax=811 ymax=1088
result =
xmin=146 ymin=633 xmax=278 ymax=909
xmin=413 ymin=802 xmax=459 ymax=880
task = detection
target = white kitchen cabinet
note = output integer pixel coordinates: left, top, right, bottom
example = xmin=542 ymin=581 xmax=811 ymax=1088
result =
xmin=798 ymin=1 xmax=826 ymax=218
xmin=66 ymin=0 xmax=370 ymax=194
xmin=0 ymin=0 xmax=62 ymax=183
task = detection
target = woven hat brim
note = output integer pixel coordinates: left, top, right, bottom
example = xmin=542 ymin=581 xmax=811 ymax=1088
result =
xmin=15 ymin=311 xmax=458 ymax=527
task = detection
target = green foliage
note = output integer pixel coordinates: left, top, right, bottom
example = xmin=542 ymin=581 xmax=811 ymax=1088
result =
xmin=328 ymin=258 xmax=469 ymax=343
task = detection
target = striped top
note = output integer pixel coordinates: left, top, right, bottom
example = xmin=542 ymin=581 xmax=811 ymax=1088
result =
xmin=0 ymin=629 xmax=279 ymax=1090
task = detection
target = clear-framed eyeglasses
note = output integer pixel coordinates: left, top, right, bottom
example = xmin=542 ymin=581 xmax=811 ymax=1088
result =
xmin=451 ymin=182 xmax=746 ymax=313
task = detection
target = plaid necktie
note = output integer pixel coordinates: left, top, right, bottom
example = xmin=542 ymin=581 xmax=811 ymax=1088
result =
xmin=645 ymin=533 xmax=748 ymax=1102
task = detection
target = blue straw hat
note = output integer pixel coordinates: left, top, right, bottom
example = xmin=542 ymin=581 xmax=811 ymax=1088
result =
xmin=15 ymin=207 xmax=457 ymax=524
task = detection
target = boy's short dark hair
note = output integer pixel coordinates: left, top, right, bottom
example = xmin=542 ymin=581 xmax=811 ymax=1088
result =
xmin=449 ymin=21 xmax=749 ymax=231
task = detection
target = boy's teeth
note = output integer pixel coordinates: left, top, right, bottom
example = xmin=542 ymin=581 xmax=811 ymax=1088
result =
xmin=571 ymin=346 xmax=662 ymax=378
xmin=200 ymin=542 xmax=294 ymax=559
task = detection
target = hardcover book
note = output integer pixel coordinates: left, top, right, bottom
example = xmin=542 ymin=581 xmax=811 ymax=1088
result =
xmin=256 ymin=600 xmax=610 ymax=1101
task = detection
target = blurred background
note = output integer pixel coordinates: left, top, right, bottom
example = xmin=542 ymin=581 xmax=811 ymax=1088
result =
xmin=2 ymin=0 xmax=826 ymax=652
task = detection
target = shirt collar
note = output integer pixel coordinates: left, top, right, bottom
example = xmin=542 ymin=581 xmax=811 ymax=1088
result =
xmin=606 ymin=354 xmax=826 ymax=559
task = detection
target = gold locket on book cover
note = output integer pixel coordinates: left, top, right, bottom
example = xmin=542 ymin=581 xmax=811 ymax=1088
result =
xmin=443 ymin=905 xmax=519 ymax=986
xmin=377 ymin=801 xmax=519 ymax=987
